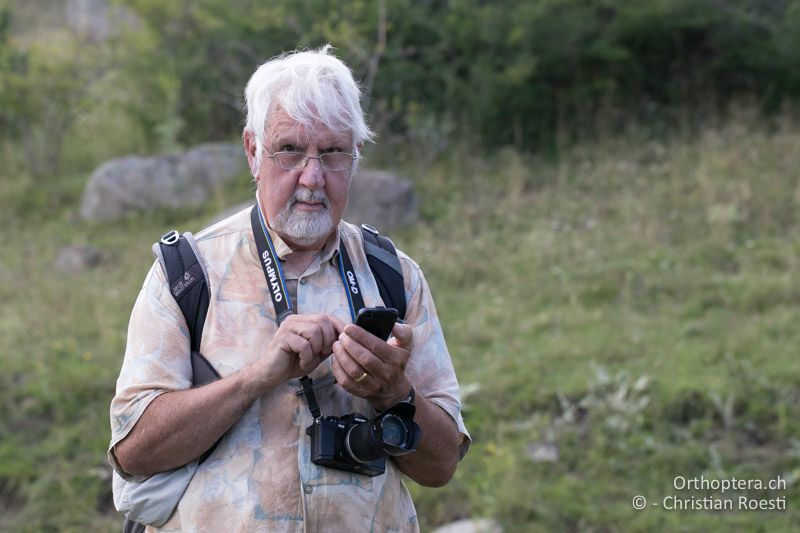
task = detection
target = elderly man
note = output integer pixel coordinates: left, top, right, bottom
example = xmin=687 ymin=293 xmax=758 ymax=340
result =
xmin=109 ymin=46 xmax=469 ymax=532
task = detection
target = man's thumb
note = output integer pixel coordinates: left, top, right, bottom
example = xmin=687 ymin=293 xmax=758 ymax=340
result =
xmin=389 ymin=323 xmax=413 ymax=349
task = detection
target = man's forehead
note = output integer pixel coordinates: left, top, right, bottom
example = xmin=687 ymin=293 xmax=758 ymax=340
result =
xmin=266 ymin=107 xmax=351 ymax=146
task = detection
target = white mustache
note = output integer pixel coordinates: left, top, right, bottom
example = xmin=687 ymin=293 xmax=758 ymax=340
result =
xmin=291 ymin=189 xmax=330 ymax=208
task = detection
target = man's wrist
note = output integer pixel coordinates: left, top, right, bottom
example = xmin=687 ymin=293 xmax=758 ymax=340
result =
xmin=371 ymin=381 xmax=414 ymax=411
xmin=238 ymin=363 xmax=280 ymax=406
xmin=401 ymin=385 xmax=415 ymax=405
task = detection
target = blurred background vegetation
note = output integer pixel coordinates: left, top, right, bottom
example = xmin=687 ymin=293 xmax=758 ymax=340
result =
xmin=1 ymin=0 xmax=799 ymax=531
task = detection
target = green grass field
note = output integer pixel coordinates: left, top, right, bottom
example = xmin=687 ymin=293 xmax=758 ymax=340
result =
xmin=1 ymin=116 xmax=799 ymax=531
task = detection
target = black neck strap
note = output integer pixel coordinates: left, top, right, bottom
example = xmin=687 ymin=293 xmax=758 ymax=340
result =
xmin=250 ymin=205 xmax=295 ymax=324
xmin=249 ymin=204 xmax=367 ymax=419
xmin=337 ymin=230 xmax=366 ymax=317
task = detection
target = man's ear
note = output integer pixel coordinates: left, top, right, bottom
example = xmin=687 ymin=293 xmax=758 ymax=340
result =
xmin=243 ymin=129 xmax=258 ymax=178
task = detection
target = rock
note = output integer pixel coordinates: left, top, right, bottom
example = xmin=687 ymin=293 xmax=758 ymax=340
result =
xmin=80 ymin=143 xmax=247 ymax=221
xmin=207 ymin=200 xmax=254 ymax=227
xmin=182 ymin=143 xmax=248 ymax=190
xmin=55 ymin=245 xmax=109 ymax=275
xmin=344 ymin=170 xmax=418 ymax=231
xmin=527 ymin=442 xmax=559 ymax=463
xmin=431 ymin=519 xmax=502 ymax=533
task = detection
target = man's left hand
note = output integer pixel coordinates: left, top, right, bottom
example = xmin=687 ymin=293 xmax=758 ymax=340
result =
xmin=331 ymin=322 xmax=413 ymax=410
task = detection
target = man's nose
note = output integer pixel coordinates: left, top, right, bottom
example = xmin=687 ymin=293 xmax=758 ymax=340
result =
xmin=298 ymin=156 xmax=324 ymax=189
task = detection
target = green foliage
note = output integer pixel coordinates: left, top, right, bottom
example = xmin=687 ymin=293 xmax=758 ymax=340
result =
xmin=120 ymin=0 xmax=302 ymax=144
xmin=105 ymin=0 xmax=800 ymax=154
xmin=0 ymin=3 xmax=32 ymax=168
xmin=4 ymin=0 xmax=800 ymax=174
xmin=0 ymin=3 xmax=126 ymax=178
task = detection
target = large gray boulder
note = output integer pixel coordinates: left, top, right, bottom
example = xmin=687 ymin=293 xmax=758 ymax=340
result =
xmin=80 ymin=143 xmax=247 ymax=221
xmin=344 ymin=169 xmax=418 ymax=231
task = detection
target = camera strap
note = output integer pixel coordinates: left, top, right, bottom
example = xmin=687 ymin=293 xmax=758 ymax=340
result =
xmin=337 ymin=232 xmax=366 ymax=315
xmin=250 ymin=204 xmax=367 ymax=419
xmin=251 ymin=205 xmax=295 ymax=324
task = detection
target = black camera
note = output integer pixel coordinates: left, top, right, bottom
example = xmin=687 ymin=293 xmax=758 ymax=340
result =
xmin=306 ymin=401 xmax=421 ymax=477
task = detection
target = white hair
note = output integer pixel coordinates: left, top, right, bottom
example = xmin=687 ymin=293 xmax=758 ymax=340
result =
xmin=244 ymin=44 xmax=374 ymax=168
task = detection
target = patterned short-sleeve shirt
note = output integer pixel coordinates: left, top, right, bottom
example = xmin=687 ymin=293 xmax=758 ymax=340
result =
xmin=109 ymin=205 xmax=470 ymax=532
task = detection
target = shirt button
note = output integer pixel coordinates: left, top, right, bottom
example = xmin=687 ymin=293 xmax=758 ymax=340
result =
xmin=304 ymin=485 xmax=313 ymax=494
xmin=299 ymin=278 xmax=307 ymax=285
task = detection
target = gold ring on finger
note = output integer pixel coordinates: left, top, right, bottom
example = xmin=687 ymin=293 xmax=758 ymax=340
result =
xmin=355 ymin=372 xmax=369 ymax=383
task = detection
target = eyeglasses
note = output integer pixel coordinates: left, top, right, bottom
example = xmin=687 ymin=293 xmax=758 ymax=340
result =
xmin=266 ymin=150 xmax=357 ymax=171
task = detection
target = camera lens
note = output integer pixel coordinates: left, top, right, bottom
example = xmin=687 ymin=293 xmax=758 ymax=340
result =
xmin=343 ymin=403 xmax=421 ymax=465
xmin=380 ymin=414 xmax=408 ymax=447
xmin=345 ymin=420 xmax=383 ymax=463
xmin=345 ymin=412 xmax=417 ymax=463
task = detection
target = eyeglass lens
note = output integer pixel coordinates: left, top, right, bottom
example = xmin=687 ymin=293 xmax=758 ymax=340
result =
xmin=274 ymin=152 xmax=353 ymax=171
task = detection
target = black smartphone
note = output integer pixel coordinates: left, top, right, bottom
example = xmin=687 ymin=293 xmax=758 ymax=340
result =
xmin=354 ymin=307 xmax=399 ymax=341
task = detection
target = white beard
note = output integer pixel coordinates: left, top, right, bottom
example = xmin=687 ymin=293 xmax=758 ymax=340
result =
xmin=270 ymin=188 xmax=334 ymax=247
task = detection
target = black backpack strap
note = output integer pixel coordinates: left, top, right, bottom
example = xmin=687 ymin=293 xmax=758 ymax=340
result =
xmin=360 ymin=224 xmax=406 ymax=320
xmin=154 ymin=230 xmax=222 ymax=467
xmin=153 ymin=230 xmax=220 ymax=387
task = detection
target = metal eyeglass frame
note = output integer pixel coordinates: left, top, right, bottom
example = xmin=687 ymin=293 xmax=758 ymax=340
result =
xmin=265 ymin=150 xmax=358 ymax=171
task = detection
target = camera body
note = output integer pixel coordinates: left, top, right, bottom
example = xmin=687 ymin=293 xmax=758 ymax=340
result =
xmin=307 ymin=413 xmax=386 ymax=477
xmin=306 ymin=402 xmax=420 ymax=478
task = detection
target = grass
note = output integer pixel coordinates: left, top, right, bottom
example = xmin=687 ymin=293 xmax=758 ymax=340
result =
xmin=1 ymin=113 xmax=799 ymax=531
xmin=395 ymin=114 xmax=800 ymax=530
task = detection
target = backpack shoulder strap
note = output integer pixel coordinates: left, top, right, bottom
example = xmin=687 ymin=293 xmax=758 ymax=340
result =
xmin=359 ymin=224 xmax=407 ymax=320
xmin=122 ymin=232 xmax=217 ymax=533
xmin=153 ymin=230 xmax=219 ymax=387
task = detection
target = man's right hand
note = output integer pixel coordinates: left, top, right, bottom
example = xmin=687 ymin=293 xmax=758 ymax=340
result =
xmin=246 ymin=313 xmax=346 ymax=391
xmin=115 ymin=313 xmax=344 ymax=477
